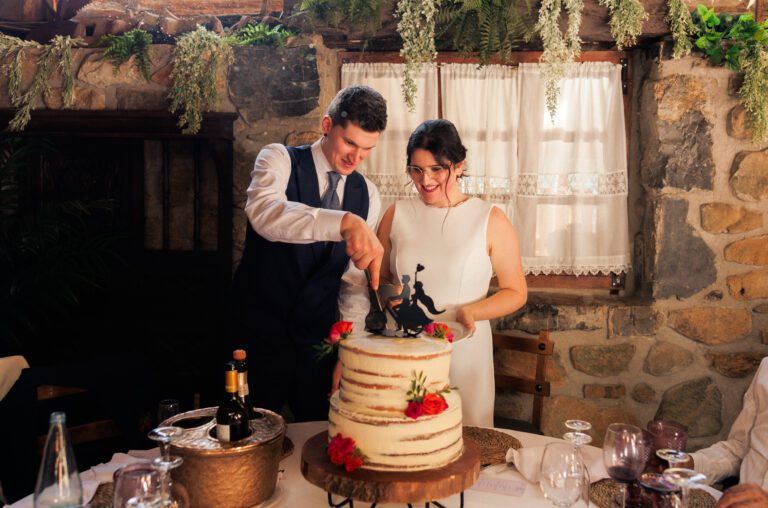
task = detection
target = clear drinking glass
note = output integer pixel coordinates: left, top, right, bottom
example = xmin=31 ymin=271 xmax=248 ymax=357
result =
xmin=564 ymin=420 xmax=592 ymax=507
xmin=662 ymin=468 xmax=706 ymax=508
xmin=157 ymin=399 xmax=181 ymax=425
xmin=113 ymin=463 xmax=162 ymax=508
xmin=148 ymin=426 xmax=186 ymax=507
xmin=540 ymin=442 xmax=587 ymax=508
xmin=603 ymin=423 xmax=646 ymax=508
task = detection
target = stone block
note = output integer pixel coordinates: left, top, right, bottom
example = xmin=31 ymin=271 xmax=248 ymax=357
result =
xmin=644 ymin=341 xmax=694 ymax=376
xmin=706 ymin=352 xmax=765 ymax=378
xmin=700 ymin=203 xmax=762 ymax=234
xmin=631 ymin=383 xmax=656 ymax=403
xmin=728 ymin=73 xmax=745 ymax=97
xmin=653 ymin=75 xmax=711 ymax=123
xmin=668 ymin=307 xmax=752 ymax=345
xmin=570 ymin=343 xmax=636 ymax=377
xmin=731 ymin=149 xmax=768 ymax=202
xmin=726 ymin=105 xmax=753 ymax=140
xmin=583 ymin=384 xmax=626 ymax=399
xmin=229 ymin=45 xmax=319 ymax=123
xmin=654 ymin=198 xmax=717 ymax=299
xmin=500 ymin=303 xmax=606 ymax=334
xmin=115 ymin=88 xmax=168 ymax=110
xmin=542 ymin=396 xmax=638 ymax=446
xmin=655 ymin=377 xmax=722 ymax=438
xmin=608 ymin=306 xmax=658 ymax=337
xmin=727 ymin=270 xmax=768 ymax=301
xmin=725 ymin=235 xmax=768 ymax=265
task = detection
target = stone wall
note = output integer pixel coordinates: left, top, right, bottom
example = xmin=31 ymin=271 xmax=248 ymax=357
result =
xmin=496 ymin=52 xmax=768 ymax=449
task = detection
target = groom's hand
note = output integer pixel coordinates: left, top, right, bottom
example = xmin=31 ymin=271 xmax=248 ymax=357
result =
xmin=341 ymin=213 xmax=384 ymax=289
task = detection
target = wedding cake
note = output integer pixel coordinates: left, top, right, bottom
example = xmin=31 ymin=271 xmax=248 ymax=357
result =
xmin=328 ymin=333 xmax=463 ymax=472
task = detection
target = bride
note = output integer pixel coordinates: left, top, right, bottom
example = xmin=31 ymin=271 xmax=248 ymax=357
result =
xmin=341 ymin=119 xmax=527 ymax=427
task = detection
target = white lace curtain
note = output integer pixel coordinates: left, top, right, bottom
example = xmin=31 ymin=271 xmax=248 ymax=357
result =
xmin=341 ymin=61 xmax=630 ymax=276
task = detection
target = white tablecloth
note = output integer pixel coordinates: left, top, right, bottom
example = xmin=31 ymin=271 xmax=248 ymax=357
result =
xmin=7 ymin=421 xmax=722 ymax=508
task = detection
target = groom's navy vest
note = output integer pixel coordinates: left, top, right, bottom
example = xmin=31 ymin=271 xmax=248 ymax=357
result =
xmin=230 ymin=145 xmax=369 ymax=350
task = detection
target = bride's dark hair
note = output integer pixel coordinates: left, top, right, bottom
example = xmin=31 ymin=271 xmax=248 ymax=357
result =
xmin=406 ymin=119 xmax=467 ymax=169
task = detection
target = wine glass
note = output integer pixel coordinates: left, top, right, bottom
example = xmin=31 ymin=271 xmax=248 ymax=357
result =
xmin=662 ymin=468 xmax=706 ymax=508
xmin=638 ymin=472 xmax=678 ymax=508
xmin=656 ymin=449 xmax=690 ymax=468
xmin=157 ymin=399 xmax=181 ymax=425
xmin=540 ymin=442 xmax=587 ymax=508
xmin=564 ymin=420 xmax=592 ymax=507
xmin=113 ymin=463 xmax=162 ymax=508
xmin=148 ymin=426 xmax=185 ymax=507
xmin=603 ymin=423 xmax=646 ymax=508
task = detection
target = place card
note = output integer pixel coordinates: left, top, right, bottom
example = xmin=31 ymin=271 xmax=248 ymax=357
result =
xmin=470 ymin=476 xmax=527 ymax=497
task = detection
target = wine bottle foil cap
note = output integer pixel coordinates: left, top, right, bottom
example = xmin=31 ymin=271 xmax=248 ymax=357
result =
xmin=50 ymin=411 xmax=66 ymax=424
xmin=233 ymin=349 xmax=247 ymax=361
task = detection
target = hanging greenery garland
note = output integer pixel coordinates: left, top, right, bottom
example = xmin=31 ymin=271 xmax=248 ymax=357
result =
xmin=536 ymin=0 xmax=583 ymax=117
xmin=99 ymin=28 xmax=153 ymax=82
xmin=667 ymin=0 xmax=696 ymax=58
xmin=597 ymin=0 xmax=648 ymax=50
xmin=168 ymin=26 xmax=234 ymax=135
xmin=395 ymin=0 xmax=440 ymax=111
xmin=0 ymin=35 xmax=84 ymax=132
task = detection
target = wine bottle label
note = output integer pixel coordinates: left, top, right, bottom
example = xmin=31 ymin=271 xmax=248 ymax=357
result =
xmin=237 ymin=372 xmax=250 ymax=397
xmin=216 ymin=424 xmax=230 ymax=442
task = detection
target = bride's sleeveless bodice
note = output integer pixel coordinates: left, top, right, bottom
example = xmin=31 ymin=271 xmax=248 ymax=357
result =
xmin=389 ymin=197 xmax=495 ymax=427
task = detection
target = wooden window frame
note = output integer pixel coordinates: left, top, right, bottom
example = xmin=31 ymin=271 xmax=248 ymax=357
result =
xmin=338 ymin=51 xmax=632 ymax=293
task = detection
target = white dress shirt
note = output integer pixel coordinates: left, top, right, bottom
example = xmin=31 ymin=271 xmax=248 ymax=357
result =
xmin=691 ymin=357 xmax=768 ymax=489
xmin=244 ymin=138 xmax=379 ymax=327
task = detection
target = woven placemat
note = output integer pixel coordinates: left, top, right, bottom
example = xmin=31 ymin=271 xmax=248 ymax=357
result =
xmin=590 ymin=478 xmax=715 ymax=508
xmin=462 ymin=426 xmax=522 ymax=466
xmin=88 ymin=481 xmax=114 ymax=508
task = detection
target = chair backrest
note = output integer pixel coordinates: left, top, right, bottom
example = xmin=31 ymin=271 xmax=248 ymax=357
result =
xmin=492 ymin=330 xmax=554 ymax=429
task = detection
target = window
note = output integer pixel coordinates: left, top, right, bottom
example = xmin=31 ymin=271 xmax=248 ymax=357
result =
xmin=341 ymin=53 xmax=632 ymax=290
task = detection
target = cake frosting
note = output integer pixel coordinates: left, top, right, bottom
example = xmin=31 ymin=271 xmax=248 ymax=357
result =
xmin=328 ymin=333 xmax=463 ymax=471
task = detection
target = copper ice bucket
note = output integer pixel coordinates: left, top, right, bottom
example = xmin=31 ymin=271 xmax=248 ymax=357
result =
xmin=164 ymin=407 xmax=286 ymax=508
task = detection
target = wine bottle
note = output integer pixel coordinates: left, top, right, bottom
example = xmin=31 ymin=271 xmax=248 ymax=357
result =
xmin=34 ymin=412 xmax=83 ymax=508
xmin=215 ymin=362 xmax=250 ymax=442
xmin=232 ymin=349 xmax=259 ymax=419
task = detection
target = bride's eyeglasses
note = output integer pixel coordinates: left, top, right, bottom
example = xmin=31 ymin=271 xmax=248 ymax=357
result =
xmin=406 ymin=164 xmax=450 ymax=181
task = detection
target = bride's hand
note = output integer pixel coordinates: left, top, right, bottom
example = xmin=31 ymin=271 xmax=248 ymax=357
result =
xmin=456 ymin=307 xmax=476 ymax=336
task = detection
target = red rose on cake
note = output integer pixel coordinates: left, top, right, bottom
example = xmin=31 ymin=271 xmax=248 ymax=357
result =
xmin=422 ymin=392 xmax=449 ymax=415
xmin=423 ymin=322 xmax=454 ymax=343
xmin=327 ymin=433 xmax=366 ymax=472
xmin=315 ymin=321 xmax=354 ymax=359
xmin=405 ymin=400 xmax=425 ymax=419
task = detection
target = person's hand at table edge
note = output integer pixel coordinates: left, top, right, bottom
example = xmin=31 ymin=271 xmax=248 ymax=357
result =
xmin=716 ymin=483 xmax=768 ymax=508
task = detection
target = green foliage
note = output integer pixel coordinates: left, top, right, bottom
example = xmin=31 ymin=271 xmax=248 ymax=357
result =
xmin=536 ymin=0 xmax=583 ymax=117
xmin=0 ymin=35 xmax=84 ymax=132
xmin=396 ymin=0 xmax=440 ymax=111
xmin=297 ymin=0 xmax=387 ymax=34
xmin=666 ymin=0 xmax=695 ymax=58
xmin=691 ymin=6 xmax=768 ymax=142
xmin=99 ymin=28 xmax=153 ymax=81
xmin=169 ymin=26 xmax=234 ymax=135
xmin=226 ymin=22 xmax=294 ymax=47
xmin=0 ymin=138 xmax=122 ymax=352
xmin=437 ymin=0 xmax=535 ymax=65
xmin=597 ymin=0 xmax=648 ymax=50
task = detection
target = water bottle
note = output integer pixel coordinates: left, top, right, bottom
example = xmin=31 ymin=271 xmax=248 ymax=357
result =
xmin=34 ymin=412 xmax=83 ymax=508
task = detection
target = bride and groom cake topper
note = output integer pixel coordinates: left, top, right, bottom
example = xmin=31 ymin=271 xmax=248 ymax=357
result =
xmin=366 ymin=264 xmax=444 ymax=337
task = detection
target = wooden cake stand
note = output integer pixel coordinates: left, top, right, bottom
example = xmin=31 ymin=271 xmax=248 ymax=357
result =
xmin=301 ymin=431 xmax=480 ymax=507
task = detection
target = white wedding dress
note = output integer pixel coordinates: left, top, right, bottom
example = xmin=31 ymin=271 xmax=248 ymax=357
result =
xmin=389 ymin=197 xmax=495 ymax=427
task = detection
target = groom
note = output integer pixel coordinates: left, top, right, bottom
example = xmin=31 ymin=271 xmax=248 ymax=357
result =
xmin=229 ymin=85 xmax=386 ymax=421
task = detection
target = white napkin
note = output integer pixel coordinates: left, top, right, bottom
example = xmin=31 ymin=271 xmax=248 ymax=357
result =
xmin=506 ymin=443 xmax=609 ymax=484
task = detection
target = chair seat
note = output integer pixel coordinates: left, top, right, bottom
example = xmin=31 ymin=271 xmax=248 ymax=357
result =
xmin=494 ymin=415 xmax=544 ymax=435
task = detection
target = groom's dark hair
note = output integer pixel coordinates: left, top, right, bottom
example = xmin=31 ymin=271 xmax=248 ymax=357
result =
xmin=407 ymin=119 xmax=467 ymax=168
xmin=327 ymin=85 xmax=387 ymax=133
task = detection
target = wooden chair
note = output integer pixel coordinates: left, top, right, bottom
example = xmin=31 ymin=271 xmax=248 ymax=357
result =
xmin=492 ymin=330 xmax=554 ymax=435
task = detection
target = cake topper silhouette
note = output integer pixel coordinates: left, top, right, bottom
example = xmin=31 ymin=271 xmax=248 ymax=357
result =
xmin=366 ymin=264 xmax=444 ymax=337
